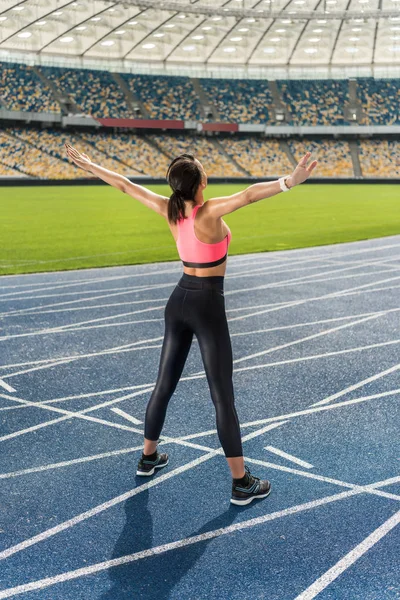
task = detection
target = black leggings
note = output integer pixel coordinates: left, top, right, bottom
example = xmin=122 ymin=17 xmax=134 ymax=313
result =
xmin=144 ymin=273 xmax=243 ymax=458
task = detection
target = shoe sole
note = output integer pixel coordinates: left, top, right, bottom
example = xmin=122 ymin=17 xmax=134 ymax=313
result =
xmin=136 ymin=459 xmax=169 ymax=476
xmin=230 ymin=485 xmax=272 ymax=506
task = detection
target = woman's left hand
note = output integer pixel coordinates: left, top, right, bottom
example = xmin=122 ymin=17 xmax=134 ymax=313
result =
xmin=287 ymin=151 xmax=318 ymax=188
xmin=65 ymin=142 xmax=92 ymax=171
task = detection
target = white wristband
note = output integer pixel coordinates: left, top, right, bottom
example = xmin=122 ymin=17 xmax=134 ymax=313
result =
xmin=278 ymin=176 xmax=291 ymax=192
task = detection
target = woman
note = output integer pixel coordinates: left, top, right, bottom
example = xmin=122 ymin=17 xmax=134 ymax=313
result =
xmin=65 ymin=142 xmax=317 ymax=505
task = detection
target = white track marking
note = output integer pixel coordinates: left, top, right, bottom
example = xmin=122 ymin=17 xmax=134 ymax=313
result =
xmin=2 ymin=343 xmax=162 ymax=380
xmin=0 ymin=283 xmax=172 ymax=321
xmin=0 ymin=305 xmax=166 ymax=342
xmin=0 ymin=379 xmax=15 ymax=393
xmin=2 ymin=342 xmax=400 ymax=421
xmin=1 ymin=386 xmax=399 ymax=472
xmin=1 ymin=235 xmax=399 ymax=285
xmin=3 ymin=269 xmax=400 ymax=342
xmin=111 ymin=408 xmax=143 ymax=425
xmin=1 ymin=248 xmax=394 ymax=296
xmin=263 ymin=447 xmax=314 ymax=469
xmin=0 ymin=423 xmax=274 ymax=562
xmin=294 ymin=509 xmax=400 ymax=600
xmin=247 ymin=460 xmax=400 ymax=502
xmin=0 ymin=445 xmax=145 ymax=480
xmin=0 ymin=478 xmax=398 ymax=599
xmin=3 ymin=278 xmax=399 ymax=331
xmin=0 ymin=312 xmax=379 ymax=372
xmin=0 ymin=269 xmax=181 ymax=298
xmin=0 ymin=393 xmax=149 ymax=443
xmin=0 ymin=262 xmax=400 ymax=317
xmin=313 ymin=363 xmax=400 ymax=407
xmin=1 ymin=254 xmax=398 ymax=320
xmin=229 ymin=339 xmax=400 ymax=375
xmin=3 ymin=307 xmax=390 ymax=381
xmin=227 ymin=274 xmax=400 ymax=323
xmin=0 ymin=258 xmax=338 ymax=300
xmin=231 ymin=388 xmax=400 ymax=430
xmin=230 ymin=311 xmax=388 ymax=365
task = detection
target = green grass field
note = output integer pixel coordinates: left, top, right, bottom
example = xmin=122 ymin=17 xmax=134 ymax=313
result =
xmin=1 ymin=184 xmax=399 ymax=276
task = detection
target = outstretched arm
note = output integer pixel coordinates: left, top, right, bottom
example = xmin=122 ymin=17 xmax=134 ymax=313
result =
xmin=207 ymin=151 xmax=318 ymax=218
xmin=65 ymin=142 xmax=168 ymax=218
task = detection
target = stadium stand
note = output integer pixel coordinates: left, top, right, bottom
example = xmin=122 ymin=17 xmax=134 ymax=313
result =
xmin=41 ymin=67 xmax=134 ymax=118
xmin=0 ymin=163 xmax=26 ymax=177
xmin=123 ymin=74 xmax=201 ymax=121
xmin=219 ymin=137 xmax=293 ymax=176
xmin=358 ymin=139 xmax=400 ymax=177
xmin=79 ymin=131 xmax=170 ymax=177
xmin=151 ymin=134 xmax=243 ymax=177
xmin=357 ymin=78 xmax=400 ymax=125
xmin=0 ymin=131 xmax=78 ymax=179
xmin=287 ymin=139 xmax=354 ymax=177
xmin=199 ymin=78 xmax=273 ymax=123
xmin=277 ymin=79 xmax=348 ymax=126
xmin=1 ymin=128 xmax=146 ymax=178
xmin=0 ymin=62 xmax=60 ymax=114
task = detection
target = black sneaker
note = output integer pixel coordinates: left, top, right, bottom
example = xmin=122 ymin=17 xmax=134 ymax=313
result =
xmin=136 ymin=451 xmax=169 ymax=476
xmin=231 ymin=465 xmax=271 ymax=506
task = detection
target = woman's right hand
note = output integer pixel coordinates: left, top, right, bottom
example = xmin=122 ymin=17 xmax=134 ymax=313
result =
xmin=65 ymin=142 xmax=92 ymax=171
xmin=287 ymin=151 xmax=318 ymax=188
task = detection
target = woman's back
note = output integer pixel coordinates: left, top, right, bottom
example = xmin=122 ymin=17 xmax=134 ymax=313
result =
xmin=169 ymin=202 xmax=231 ymax=277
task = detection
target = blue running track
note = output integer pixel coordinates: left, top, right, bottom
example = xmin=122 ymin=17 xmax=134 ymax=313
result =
xmin=0 ymin=235 xmax=399 ymax=599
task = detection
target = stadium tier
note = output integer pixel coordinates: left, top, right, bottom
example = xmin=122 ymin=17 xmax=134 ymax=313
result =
xmin=199 ymin=78 xmax=273 ymax=123
xmin=0 ymin=63 xmax=60 ymax=114
xmin=287 ymin=139 xmax=354 ymax=178
xmin=219 ymin=137 xmax=293 ymax=176
xmin=1 ymin=62 xmax=400 ymax=127
xmin=277 ymin=79 xmax=349 ymax=126
xmin=358 ymin=139 xmax=400 ymax=177
xmin=123 ymin=74 xmax=201 ymax=121
xmin=41 ymin=67 xmax=134 ymax=118
xmin=357 ymin=79 xmax=400 ymax=126
xmin=1 ymin=127 xmax=398 ymax=179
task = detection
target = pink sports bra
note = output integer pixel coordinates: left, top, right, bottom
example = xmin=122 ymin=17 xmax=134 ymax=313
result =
xmin=176 ymin=204 xmax=232 ymax=268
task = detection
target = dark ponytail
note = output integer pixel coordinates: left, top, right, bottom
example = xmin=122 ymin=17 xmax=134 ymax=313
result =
xmin=166 ymin=153 xmax=202 ymax=224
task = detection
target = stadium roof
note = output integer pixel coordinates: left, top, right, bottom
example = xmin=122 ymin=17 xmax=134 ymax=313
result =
xmin=1 ymin=0 xmax=400 ymax=67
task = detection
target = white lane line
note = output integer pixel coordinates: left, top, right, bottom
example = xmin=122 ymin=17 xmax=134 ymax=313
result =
xmin=3 ymin=277 xmax=399 ymax=336
xmin=230 ymin=339 xmax=400 ymax=376
xmin=2 ymin=267 xmax=399 ymax=341
xmin=0 ymin=424 xmax=286 ymax=481
xmin=263 ymin=446 xmax=314 ymax=469
xmin=0 ymin=422 xmax=273 ymax=562
xmin=3 ymin=343 xmax=162 ymax=381
xmin=0 ymin=477 xmax=398 ymax=599
xmin=312 ymin=363 xmax=400 ymax=407
xmin=0 ymin=271 xmax=179 ymax=299
xmin=111 ymin=407 xmax=143 ymax=425
xmin=246 ymin=458 xmax=400 ymax=502
xmin=3 ymin=308 xmax=388 ymax=381
xmin=227 ymin=274 xmax=400 ymax=323
xmin=294 ymin=509 xmax=400 ymax=600
xmin=0 ymin=444 xmax=145 ymax=480
xmin=0 ymin=252 xmax=386 ymax=300
xmin=0 ymin=389 xmax=400 ymax=495
xmin=0 ymin=259 xmax=336 ymax=301
xmin=0 ymin=393 xmax=148 ymax=443
xmin=0 ymin=283 xmax=172 ymax=321
xmin=231 ymin=311 xmax=388 ymax=365
xmin=0 ymin=379 xmax=15 ymax=393
xmin=0 ymin=312 xmax=378 ymax=372
xmin=235 ymin=388 xmax=400 ymax=430
xmin=1 ymin=256 xmax=398 ymax=322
